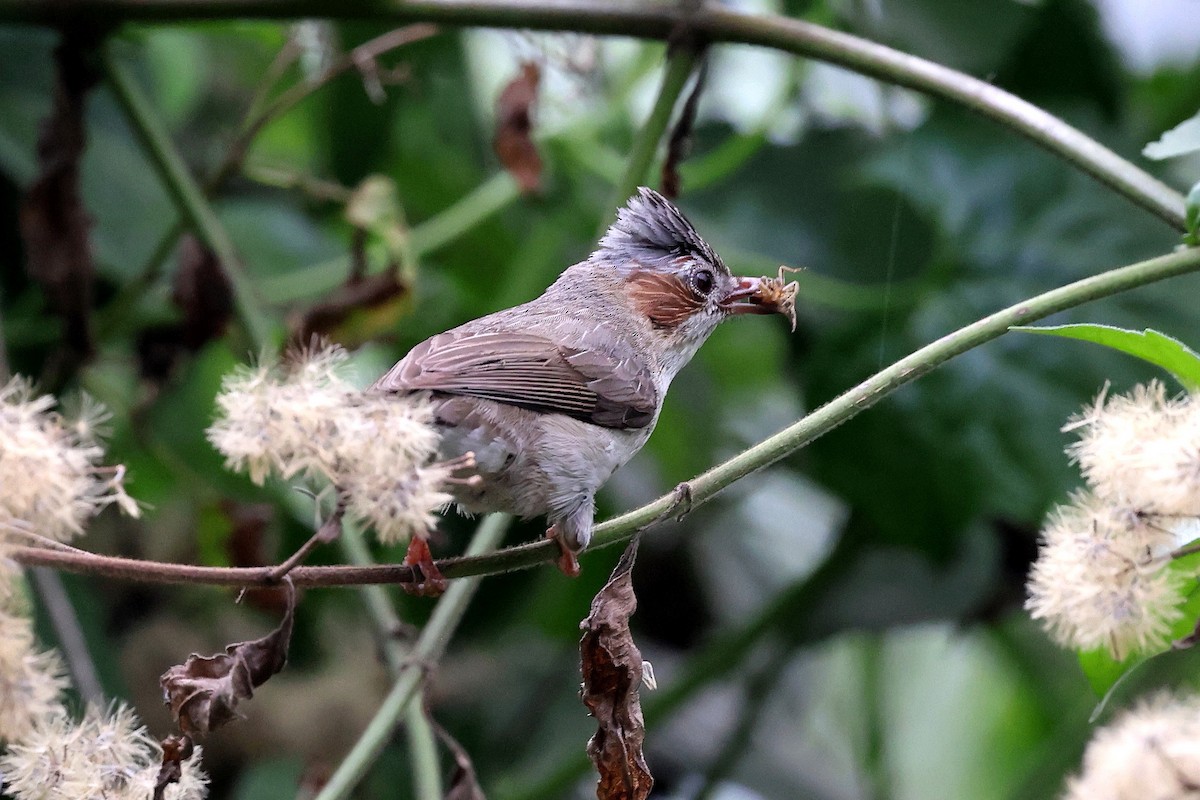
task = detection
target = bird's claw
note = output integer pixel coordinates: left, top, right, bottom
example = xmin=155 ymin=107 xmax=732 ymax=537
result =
xmin=546 ymin=524 xmax=582 ymax=578
xmin=668 ymin=481 xmax=694 ymax=521
xmin=401 ymin=537 xmax=447 ymax=597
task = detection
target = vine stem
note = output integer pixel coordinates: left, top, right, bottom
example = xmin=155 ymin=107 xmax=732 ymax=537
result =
xmin=311 ymin=513 xmax=511 ymax=800
xmin=5 ymin=0 xmax=1186 ymax=230
xmin=605 ymin=43 xmax=701 ymax=222
xmin=101 ymin=46 xmax=275 ymax=350
xmin=338 ymin=523 xmax=444 ymax=800
xmin=8 ymin=246 xmax=1200 ymax=586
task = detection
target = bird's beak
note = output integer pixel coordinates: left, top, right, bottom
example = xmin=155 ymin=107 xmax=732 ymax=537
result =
xmin=722 ymin=272 xmax=800 ymax=331
xmin=722 ymin=277 xmax=778 ymax=316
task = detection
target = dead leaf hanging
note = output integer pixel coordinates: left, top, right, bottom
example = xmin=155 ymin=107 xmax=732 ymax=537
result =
xmin=580 ymin=536 xmax=652 ymax=800
xmin=493 ymin=61 xmax=543 ymax=195
xmin=160 ymin=580 xmax=296 ymax=734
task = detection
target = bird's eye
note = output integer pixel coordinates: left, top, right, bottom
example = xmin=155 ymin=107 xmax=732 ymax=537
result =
xmin=692 ymin=269 xmax=715 ymax=296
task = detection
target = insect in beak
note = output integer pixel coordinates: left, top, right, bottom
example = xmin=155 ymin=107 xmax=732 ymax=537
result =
xmin=721 ymin=267 xmax=801 ymax=331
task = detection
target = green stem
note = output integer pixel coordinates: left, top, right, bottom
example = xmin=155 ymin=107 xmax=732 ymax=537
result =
xmin=606 ymin=44 xmax=701 ymax=224
xmin=404 ymin=703 xmax=444 ymax=800
xmin=409 ymin=171 xmax=521 ymax=256
xmin=693 ymin=644 xmax=794 ymax=800
xmin=258 ymin=172 xmax=521 ymax=305
xmin=8 ymin=1 xmax=1185 ymax=230
xmin=338 ymin=525 xmax=443 ymax=800
xmin=312 ymin=513 xmax=511 ymax=800
xmin=101 ymin=46 xmax=274 ymax=350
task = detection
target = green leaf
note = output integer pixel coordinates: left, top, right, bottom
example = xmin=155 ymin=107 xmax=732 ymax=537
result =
xmin=1143 ymin=111 xmax=1200 ymax=161
xmin=1186 ymin=181 xmax=1200 ymax=246
xmin=1078 ymin=647 xmax=1135 ymax=699
xmin=1010 ymin=324 xmax=1200 ymax=392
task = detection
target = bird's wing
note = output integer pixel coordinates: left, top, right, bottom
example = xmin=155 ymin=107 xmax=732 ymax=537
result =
xmin=372 ymin=329 xmax=659 ymax=430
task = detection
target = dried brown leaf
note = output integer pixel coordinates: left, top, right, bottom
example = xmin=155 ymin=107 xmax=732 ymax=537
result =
xmin=493 ymin=61 xmax=542 ymax=195
xmin=580 ymin=536 xmax=652 ymax=800
xmin=19 ymin=30 xmax=101 ymax=358
xmin=160 ymin=580 xmax=296 ymax=733
xmin=153 ymin=733 xmax=194 ymax=800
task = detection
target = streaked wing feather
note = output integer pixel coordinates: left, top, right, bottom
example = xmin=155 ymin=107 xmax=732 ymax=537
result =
xmin=373 ymin=329 xmax=658 ymax=430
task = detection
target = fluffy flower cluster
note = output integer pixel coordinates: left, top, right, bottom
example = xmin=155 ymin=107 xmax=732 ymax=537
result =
xmin=206 ymin=346 xmax=453 ymax=544
xmin=0 ymin=563 xmax=69 ymax=744
xmin=1064 ymin=693 xmax=1200 ymax=800
xmin=1068 ymin=382 xmax=1200 ymax=516
xmin=0 ymin=378 xmax=139 ymax=542
xmin=1027 ymin=382 xmax=1200 ymax=659
xmin=0 ymin=705 xmax=207 ymax=800
xmin=0 ymin=564 xmax=207 ymax=797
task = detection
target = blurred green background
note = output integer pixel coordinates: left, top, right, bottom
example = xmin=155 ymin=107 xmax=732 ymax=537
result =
xmin=2 ymin=0 xmax=1200 ymax=797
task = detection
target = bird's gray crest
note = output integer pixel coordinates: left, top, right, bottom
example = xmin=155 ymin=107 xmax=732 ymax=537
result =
xmin=596 ymin=187 xmax=726 ymax=272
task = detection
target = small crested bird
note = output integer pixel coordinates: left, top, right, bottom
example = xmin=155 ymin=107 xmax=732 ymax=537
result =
xmin=373 ymin=187 xmax=794 ymax=591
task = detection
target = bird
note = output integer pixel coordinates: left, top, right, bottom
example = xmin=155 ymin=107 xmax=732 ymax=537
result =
xmin=372 ymin=187 xmax=794 ymax=592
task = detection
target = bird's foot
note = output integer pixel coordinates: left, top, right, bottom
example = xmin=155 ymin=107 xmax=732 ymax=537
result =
xmin=401 ymin=537 xmax=447 ymax=597
xmin=667 ymin=481 xmax=694 ymax=521
xmin=546 ymin=524 xmax=582 ymax=578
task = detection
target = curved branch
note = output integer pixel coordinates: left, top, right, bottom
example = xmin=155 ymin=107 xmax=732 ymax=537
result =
xmin=4 ymin=0 xmax=1186 ymax=229
xmin=8 ymin=246 xmax=1200 ymax=587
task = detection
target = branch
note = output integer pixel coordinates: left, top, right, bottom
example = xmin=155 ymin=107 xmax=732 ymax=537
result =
xmin=606 ymin=42 xmax=701 ymax=221
xmin=102 ymin=45 xmax=275 ymax=350
xmin=311 ymin=513 xmax=511 ymax=800
xmin=7 ymin=246 xmax=1200 ymax=586
xmin=339 ymin=524 xmax=444 ymax=800
xmin=6 ymin=0 xmax=1186 ymax=230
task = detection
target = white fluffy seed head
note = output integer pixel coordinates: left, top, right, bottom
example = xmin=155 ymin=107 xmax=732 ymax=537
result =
xmin=1063 ymin=693 xmax=1200 ymax=800
xmin=0 ymin=608 xmax=69 ymax=745
xmin=0 ymin=378 xmax=139 ymax=543
xmin=1026 ymin=492 xmax=1186 ymax=660
xmin=1066 ymin=381 xmax=1200 ymax=516
xmin=207 ymin=346 xmax=452 ymax=544
xmin=0 ymin=704 xmax=207 ymax=800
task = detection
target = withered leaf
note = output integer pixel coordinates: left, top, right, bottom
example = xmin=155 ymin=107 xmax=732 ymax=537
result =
xmin=19 ymin=29 xmax=101 ymax=358
xmin=493 ymin=61 xmax=542 ymax=195
xmin=153 ymin=733 xmax=194 ymax=800
xmin=580 ymin=536 xmax=652 ymax=800
xmin=432 ymin=715 xmax=486 ymax=800
xmin=160 ymin=580 xmax=296 ymax=734
xmin=659 ymin=57 xmax=706 ymax=200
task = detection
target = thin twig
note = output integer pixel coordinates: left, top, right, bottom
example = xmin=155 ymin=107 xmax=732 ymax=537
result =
xmin=338 ymin=522 xmax=444 ymax=800
xmin=3 ymin=1 xmax=1185 ymax=229
xmin=312 ymin=514 xmax=511 ymax=800
xmin=692 ymin=644 xmax=794 ymax=800
xmin=268 ymin=497 xmax=345 ymax=580
xmin=605 ymin=42 xmax=702 ymax=226
xmin=28 ymin=567 xmax=105 ymax=703
xmin=213 ymin=23 xmax=439 ymax=193
xmin=101 ymin=46 xmax=274 ymax=350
